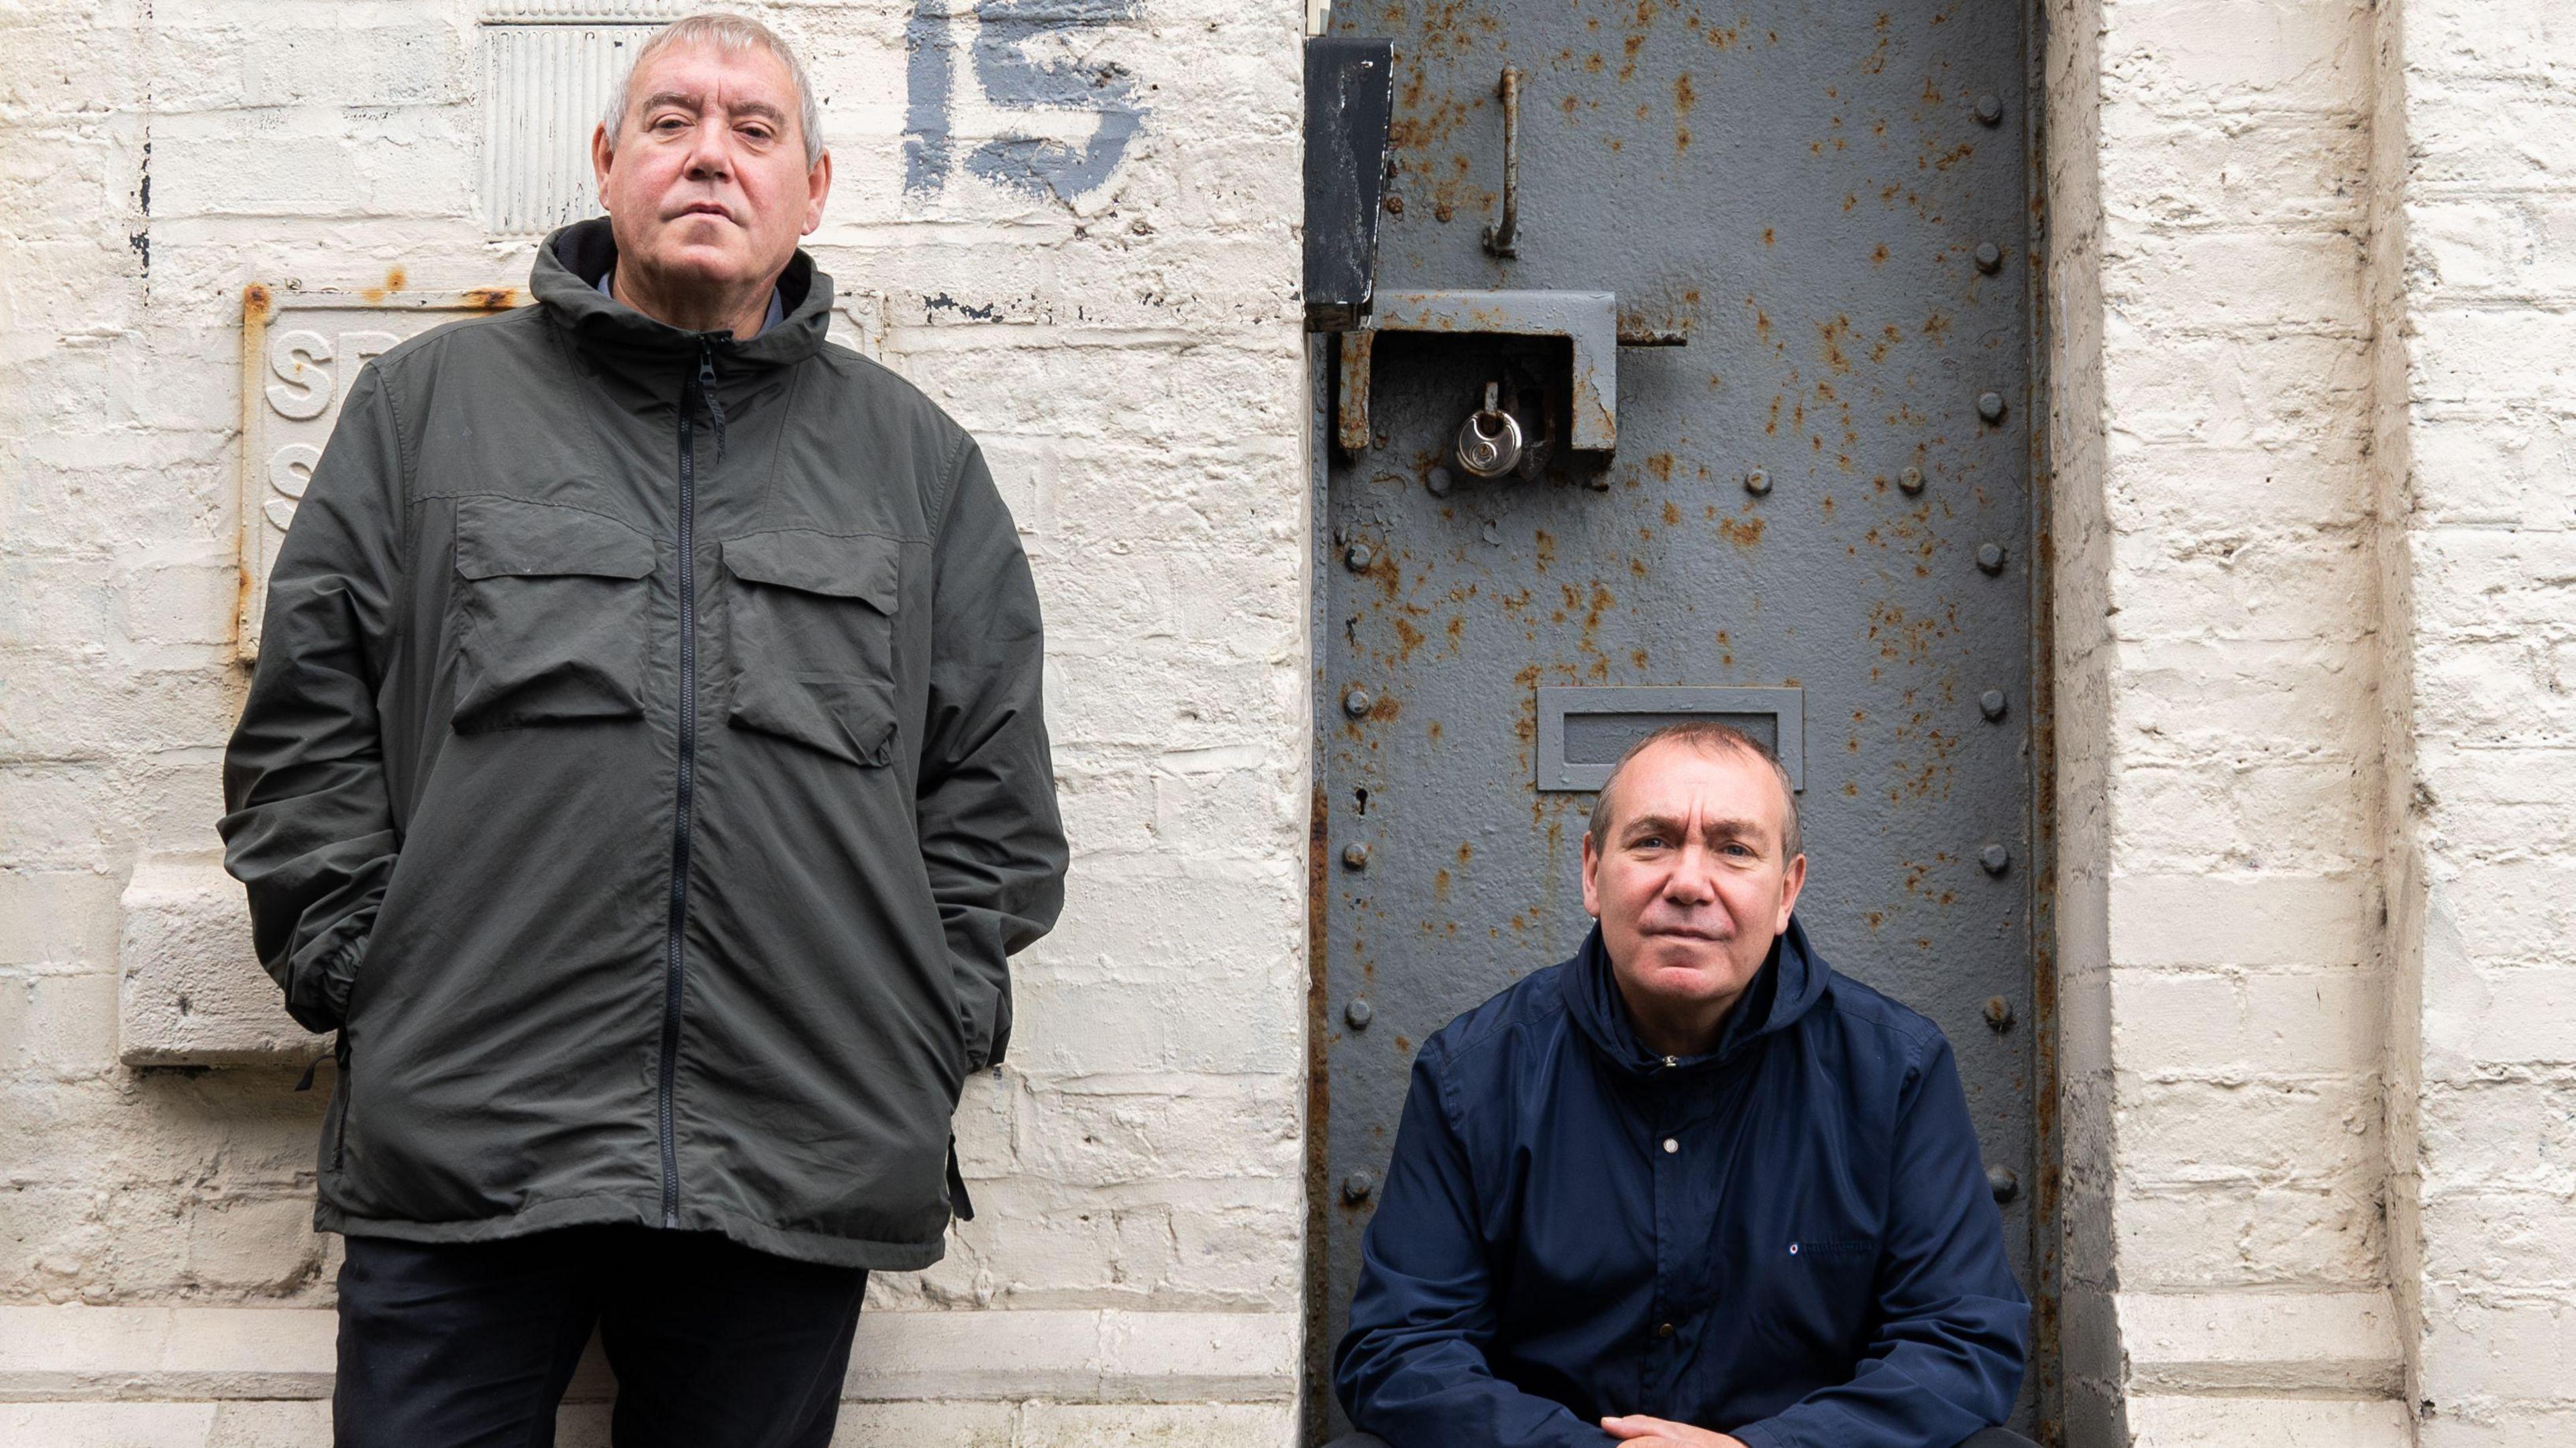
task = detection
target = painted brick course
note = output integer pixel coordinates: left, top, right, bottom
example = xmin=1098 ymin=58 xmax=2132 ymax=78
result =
xmin=2381 ymin=0 xmax=2576 ymax=1439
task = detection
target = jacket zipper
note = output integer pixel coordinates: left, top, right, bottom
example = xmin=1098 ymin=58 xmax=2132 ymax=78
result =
xmin=657 ymin=340 xmax=718 ymax=1229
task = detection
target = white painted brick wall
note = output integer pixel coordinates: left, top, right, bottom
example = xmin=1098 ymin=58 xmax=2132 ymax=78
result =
xmin=1 ymin=0 xmax=1307 ymax=1439
xmin=2049 ymin=0 xmax=2576 ymax=1441
xmin=2091 ymin=0 xmax=2392 ymax=1323
xmin=2053 ymin=0 xmax=2422 ymax=1441
xmin=2381 ymin=0 xmax=2576 ymax=1441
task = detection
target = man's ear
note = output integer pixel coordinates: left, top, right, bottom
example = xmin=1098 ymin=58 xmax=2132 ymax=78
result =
xmin=803 ymin=150 xmax=833 ymax=235
xmin=1579 ymin=831 xmax=1602 ymax=919
xmin=590 ymin=121 xmax=616 ymax=199
xmin=1774 ymin=851 xmax=1807 ymax=933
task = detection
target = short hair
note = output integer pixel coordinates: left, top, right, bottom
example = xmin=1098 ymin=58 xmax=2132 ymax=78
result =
xmin=601 ymin=13 xmax=824 ymax=170
xmin=1587 ymin=721 xmax=1803 ymax=861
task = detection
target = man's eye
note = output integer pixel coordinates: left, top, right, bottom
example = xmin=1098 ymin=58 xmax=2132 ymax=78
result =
xmin=652 ymin=117 xmax=688 ymax=132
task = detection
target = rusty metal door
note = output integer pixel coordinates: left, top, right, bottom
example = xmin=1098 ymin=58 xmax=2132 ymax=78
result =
xmin=1309 ymin=0 xmax=2041 ymax=1438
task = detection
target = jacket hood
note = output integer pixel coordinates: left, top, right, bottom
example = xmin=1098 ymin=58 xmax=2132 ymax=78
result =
xmin=532 ymin=216 xmax=835 ymax=369
xmin=1562 ymin=913 xmax=1829 ymax=1076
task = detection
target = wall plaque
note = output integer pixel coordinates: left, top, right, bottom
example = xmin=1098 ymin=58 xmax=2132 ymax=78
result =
xmin=235 ymin=284 xmax=529 ymax=661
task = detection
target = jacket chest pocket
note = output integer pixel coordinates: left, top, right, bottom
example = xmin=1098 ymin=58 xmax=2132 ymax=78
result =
xmin=1756 ymin=1233 xmax=1880 ymax=1350
xmin=450 ymin=497 xmax=657 ymax=734
xmin=719 ymin=531 xmax=904 ymax=767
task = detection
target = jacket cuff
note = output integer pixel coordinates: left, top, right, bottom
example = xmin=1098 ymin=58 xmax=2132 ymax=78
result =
xmin=284 ymin=915 xmax=373 ymax=1034
xmin=1729 ymin=1420 xmax=1799 ymax=1448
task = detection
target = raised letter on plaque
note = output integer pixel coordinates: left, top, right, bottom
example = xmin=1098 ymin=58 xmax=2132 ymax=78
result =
xmin=236 ymin=286 xmax=529 ymax=661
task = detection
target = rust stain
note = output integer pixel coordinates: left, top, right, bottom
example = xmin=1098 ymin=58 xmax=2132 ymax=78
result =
xmin=1662 ymin=501 xmax=1681 ymax=526
xmin=1646 ymin=453 xmax=1674 ymax=482
xmin=241 ymin=283 xmax=272 ymax=323
xmin=1718 ymin=514 xmax=1766 ymax=549
xmin=1393 ymin=616 xmax=1426 ymax=661
xmin=1534 ymin=529 xmax=1557 ymax=574
xmin=1303 ymin=781 xmax=1333 ymax=1248
xmin=1819 ymin=316 xmax=1854 ymax=374
xmin=464 ymin=286 xmax=520 ymax=311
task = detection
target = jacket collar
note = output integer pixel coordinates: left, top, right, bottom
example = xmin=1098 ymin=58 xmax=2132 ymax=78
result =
xmin=532 ymin=217 xmax=834 ymax=370
xmin=1562 ymin=914 xmax=1829 ymax=1078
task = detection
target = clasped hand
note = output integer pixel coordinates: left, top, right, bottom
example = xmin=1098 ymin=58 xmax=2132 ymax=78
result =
xmin=1601 ymin=1413 xmax=1746 ymax=1448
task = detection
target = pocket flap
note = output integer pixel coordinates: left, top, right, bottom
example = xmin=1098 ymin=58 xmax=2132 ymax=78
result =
xmin=720 ymin=531 xmax=901 ymax=613
xmin=455 ymin=497 xmax=656 ymax=581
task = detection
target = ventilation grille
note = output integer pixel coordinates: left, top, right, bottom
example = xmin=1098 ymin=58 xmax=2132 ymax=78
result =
xmin=484 ymin=1 xmax=690 ymax=21
xmin=480 ymin=22 xmax=659 ymax=234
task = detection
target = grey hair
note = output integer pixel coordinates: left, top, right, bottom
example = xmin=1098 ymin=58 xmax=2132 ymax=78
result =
xmin=601 ymin=13 xmax=825 ymax=169
xmin=1587 ymin=720 xmax=1803 ymax=862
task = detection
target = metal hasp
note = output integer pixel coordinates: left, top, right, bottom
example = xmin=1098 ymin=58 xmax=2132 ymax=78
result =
xmin=1482 ymin=66 xmax=1521 ymax=259
xmin=1302 ymin=37 xmax=1397 ymax=333
xmin=1534 ymin=686 xmax=1806 ymax=793
xmin=1336 ymin=289 xmax=1624 ymax=453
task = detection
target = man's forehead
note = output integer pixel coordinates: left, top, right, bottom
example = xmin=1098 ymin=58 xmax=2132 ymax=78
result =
xmin=1612 ymin=740 xmax=1787 ymax=822
xmin=632 ymin=42 xmax=796 ymax=102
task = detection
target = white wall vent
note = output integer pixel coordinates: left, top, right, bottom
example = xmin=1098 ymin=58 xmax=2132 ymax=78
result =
xmin=480 ymin=5 xmax=690 ymax=234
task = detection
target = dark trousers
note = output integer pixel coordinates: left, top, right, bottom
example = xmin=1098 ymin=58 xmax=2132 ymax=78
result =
xmin=333 ymin=1225 xmax=868 ymax=1448
xmin=1328 ymin=1431 xmax=2040 ymax=1448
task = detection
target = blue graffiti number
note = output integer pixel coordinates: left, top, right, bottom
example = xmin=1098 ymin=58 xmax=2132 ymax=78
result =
xmin=905 ymin=0 xmax=1148 ymax=203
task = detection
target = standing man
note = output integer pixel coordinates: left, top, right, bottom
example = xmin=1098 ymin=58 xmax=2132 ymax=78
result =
xmin=1334 ymin=723 xmax=2030 ymax=1448
xmin=219 ymin=14 xmax=1067 ymax=1446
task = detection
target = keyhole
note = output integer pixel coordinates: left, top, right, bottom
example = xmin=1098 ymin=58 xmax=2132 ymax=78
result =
xmin=1354 ymin=787 xmax=1369 ymax=816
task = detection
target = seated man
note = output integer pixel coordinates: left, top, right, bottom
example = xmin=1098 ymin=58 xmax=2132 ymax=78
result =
xmin=1333 ymin=722 xmax=2031 ymax=1448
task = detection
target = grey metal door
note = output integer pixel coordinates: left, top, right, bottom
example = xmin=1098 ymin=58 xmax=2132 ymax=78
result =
xmin=1309 ymin=0 xmax=2041 ymax=1439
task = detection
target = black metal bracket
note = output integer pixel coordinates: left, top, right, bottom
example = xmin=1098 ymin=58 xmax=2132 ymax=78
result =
xmin=1303 ymin=38 xmax=1396 ymax=333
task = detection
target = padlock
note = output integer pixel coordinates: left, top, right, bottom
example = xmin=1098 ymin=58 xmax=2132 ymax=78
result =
xmin=1455 ymin=382 xmax=1524 ymax=478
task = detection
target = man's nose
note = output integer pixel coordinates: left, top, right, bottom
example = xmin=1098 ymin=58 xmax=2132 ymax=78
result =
xmin=684 ymin=119 xmax=733 ymax=178
xmin=1664 ymin=846 xmax=1721 ymax=903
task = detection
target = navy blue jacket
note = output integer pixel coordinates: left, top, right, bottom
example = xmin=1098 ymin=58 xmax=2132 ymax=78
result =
xmin=1334 ymin=919 xmax=2027 ymax=1448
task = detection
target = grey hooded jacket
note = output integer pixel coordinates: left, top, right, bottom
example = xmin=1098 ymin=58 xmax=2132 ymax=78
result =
xmin=218 ymin=219 xmax=1068 ymax=1269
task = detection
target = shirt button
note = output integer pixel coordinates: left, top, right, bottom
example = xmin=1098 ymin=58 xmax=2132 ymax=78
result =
xmin=1662 ymin=1137 xmax=1679 ymax=1154
xmin=1656 ymin=1322 xmax=1676 ymax=1339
